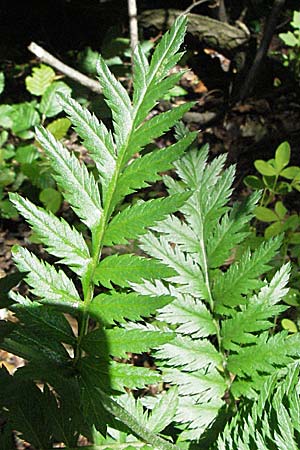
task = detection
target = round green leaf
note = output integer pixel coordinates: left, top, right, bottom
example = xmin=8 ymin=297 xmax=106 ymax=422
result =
xmin=0 ymin=105 xmax=13 ymax=128
xmin=39 ymin=188 xmax=62 ymax=213
xmin=15 ymin=145 xmax=39 ymax=164
xmin=276 ymin=181 xmax=292 ymax=194
xmin=264 ymin=221 xmax=282 ymax=239
xmin=0 ymin=72 xmax=5 ymax=95
xmin=243 ymin=175 xmax=264 ymax=190
xmin=283 ymin=214 xmax=300 ymax=232
xmin=281 ymin=318 xmax=298 ymax=333
xmin=275 ymin=141 xmax=290 ymax=171
xmin=274 ymin=201 xmax=287 ymax=220
xmin=279 ymin=31 xmax=298 ymax=46
xmin=25 ymin=64 xmax=56 ymax=96
xmin=46 ymin=118 xmax=71 ymax=140
xmin=255 ymin=206 xmax=278 ymax=222
xmin=39 ymin=82 xmax=72 ymax=118
xmin=254 ymin=160 xmax=277 ymax=176
xmin=289 ymin=232 xmax=300 ymax=245
xmin=280 ymin=166 xmax=300 ymax=180
xmin=284 ymin=288 xmax=300 ymax=306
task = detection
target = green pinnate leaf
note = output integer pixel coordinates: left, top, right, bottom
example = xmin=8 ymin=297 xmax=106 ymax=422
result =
xmin=25 ymin=64 xmax=56 ymax=96
xmin=213 ymin=236 xmax=282 ymax=309
xmin=146 ymin=387 xmax=179 ymax=433
xmin=221 ymin=264 xmax=290 ymax=351
xmin=11 ymin=292 xmax=76 ymax=345
xmin=133 ymin=16 xmax=187 ymax=126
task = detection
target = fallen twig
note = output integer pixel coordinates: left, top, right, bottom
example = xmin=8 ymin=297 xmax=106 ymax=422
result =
xmin=128 ymin=0 xmax=139 ymax=52
xmin=28 ymin=42 xmax=102 ymax=94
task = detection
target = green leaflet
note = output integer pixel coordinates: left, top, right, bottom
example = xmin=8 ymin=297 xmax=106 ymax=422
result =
xmin=93 ymin=254 xmax=174 ymax=288
xmin=133 ymin=16 xmax=187 ymax=126
xmin=96 ymin=389 xmax=181 ymax=450
xmin=79 ymin=358 xmax=161 ymax=393
xmin=221 ymin=264 xmax=290 ymax=351
xmin=213 ymin=235 xmax=283 ymax=310
xmin=9 ymin=193 xmax=91 ymax=276
xmin=113 ymin=132 xmax=197 ymax=206
xmin=58 ymin=93 xmax=116 ymax=201
xmin=81 ymin=327 xmax=174 ymax=358
xmin=218 ymin=365 xmax=300 ymax=449
xmin=12 ymin=246 xmax=82 ymax=307
xmin=97 ymin=56 xmax=132 ymax=147
xmin=126 ymin=102 xmax=195 ymax=161
xmin=39 ymin=81 xmax=71 ymax=118
xmin=157 ymin=292 xmax=217 ymax=338
xmin=155 ymin=336 xmax=222 ymax=371
xmin=140 ymin=233 xmax=206 ymax=298
xmin=207 ymin=192 xmax=261 ymax=267
xmin=88 ymin=292 xmax=173 ymax=325
xmin=1 ymin=323 xmax=70 ymax=366
xmin=11 ymin=292 xmax=76 ymax=346
xmin=36 ymin=126 xmax=102 ymax=230
xmin=103 ymin=192 xmax=190 ymax=245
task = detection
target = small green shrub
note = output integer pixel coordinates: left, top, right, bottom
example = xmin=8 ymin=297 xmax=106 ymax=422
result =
xmin=0 ymin=64 xmax=72 ymax=217
xmin=1 ymin=16 xmax=300 ymax=450
xmin=279 ymin=10 xmax=300 ymax=81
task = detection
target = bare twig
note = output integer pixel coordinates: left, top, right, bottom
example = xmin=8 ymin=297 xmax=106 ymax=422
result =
xmin=28 ymin=42 xmax=102 ymax=94
xmin=128 ymin=0 xmax=139 ymax=52
xmin=179 ymin=0 xmax=216 ymax=18
xmin=217 ymin=0 xmax=227 ymax=22
xmin=238 ymin=0 xmax=286 ymax=100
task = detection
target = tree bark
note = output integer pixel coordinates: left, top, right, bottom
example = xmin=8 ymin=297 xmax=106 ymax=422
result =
xmin=139 ymin=9 xmax=250 ymax=56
